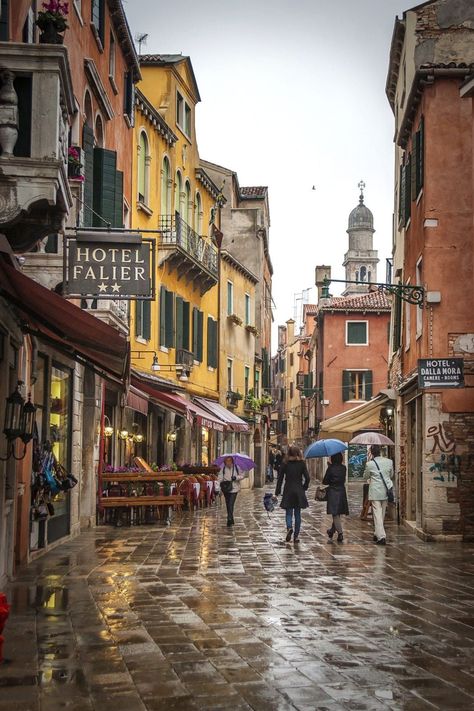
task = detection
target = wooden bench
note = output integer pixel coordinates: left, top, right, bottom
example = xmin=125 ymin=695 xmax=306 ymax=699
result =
xmin=99 ymin=494 xmax=184 ymax=526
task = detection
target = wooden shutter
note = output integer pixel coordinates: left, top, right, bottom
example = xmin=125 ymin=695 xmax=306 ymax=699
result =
xmin=410 ymin=141 xmax=417 ymax=201
xmin=93 ymin=148 xmax=117 ymax=227
xmin=342 ymin=371 xmax=351 ymax=402
xmin=404 ymin=155 xmax=411 ymax=225
xmin=207 ymin=318 xmax=217 ymax=368
xmin=142 ymin=300 xmax=151 ymax=341
xmin=416 ymin=117 xmax=424 ymax=195
xmin=135 ymin=301 xmax=142 ymax=338
xmin=82 ymin=124 xmax=95 ymax=227
xmin=192 ymin=307 xmax=199 ymax=358
xmin=124 ymin=71 xmax=135 ymax=126
xmin=365 ymin=371 xmax=373 ymax=400
xmin=165 ymin=290 xmax=174 ymax=348
xmin=393 ymin=293 xmax=402 ymax=351
xmin=114 ymin=170 xmax=123 ymax=228
xmin=0 ymin=0 xmax=8 ymax=40
xmin=197 ymin=311 xmax=203 ymax=362
xmin=176 ymin=297 xmax=183 ymax=352
xmin=398 ymin=162 xmax=405 ymax=226
xmin=159 ymin=286 xmax=166 ymax=346
xmin=182 ymin=301 xmax=190 ymax=350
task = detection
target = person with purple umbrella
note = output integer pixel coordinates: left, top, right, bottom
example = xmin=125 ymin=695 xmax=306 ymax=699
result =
xmin=218 ymin=455 xmax=247 ymax=527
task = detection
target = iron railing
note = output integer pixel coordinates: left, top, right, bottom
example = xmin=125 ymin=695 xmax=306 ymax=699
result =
xmin=175 ymin=348 xmax=194 ymax=369
xmin=159 ymin=213 xmax=218 ymax=277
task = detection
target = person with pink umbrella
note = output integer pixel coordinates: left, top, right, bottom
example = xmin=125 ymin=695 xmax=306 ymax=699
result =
xmin=363 ymin=445 xmax=394 ymax=545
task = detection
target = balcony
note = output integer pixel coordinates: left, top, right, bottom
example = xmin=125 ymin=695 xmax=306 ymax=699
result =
xmin=80 ymin=299 xmax=129 ymax=336
xmin=158 ymin=213 xmax=218 ymax=295
xmin=226 ymin=391 xmax=243 ymax=409
xmin=175 ymin=348 xmax=194 ymax=369
xmin=0 ymin=43 xmax=75 ymax=252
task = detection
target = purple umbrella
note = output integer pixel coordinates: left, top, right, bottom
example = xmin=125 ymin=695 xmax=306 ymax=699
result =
xmin=350 ymin=432 xmax=394 ymax=446
xmin=213 ymin=453 xmax=256 ymax=470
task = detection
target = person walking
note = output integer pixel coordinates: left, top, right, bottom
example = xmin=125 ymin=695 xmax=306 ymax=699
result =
xmin=273 ymin=448 xmax=283 ymax=481
xmin=323 ymin=452 xmax=349 ymax=542
xmin=363 ymin=445 xmax=394 ymax=545
xmin=218 ymin=456 xmax=246 ymax=527
xmin=275 ymin=445 xmax=310 ymax=543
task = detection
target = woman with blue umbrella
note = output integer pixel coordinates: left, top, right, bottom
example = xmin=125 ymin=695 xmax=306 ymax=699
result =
xmin=305 ymin=439 xmax=349 ymax=542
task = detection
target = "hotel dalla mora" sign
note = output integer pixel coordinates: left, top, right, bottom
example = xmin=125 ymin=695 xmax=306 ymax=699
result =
xmin=64 ymin=231 xmax=154 ymax=299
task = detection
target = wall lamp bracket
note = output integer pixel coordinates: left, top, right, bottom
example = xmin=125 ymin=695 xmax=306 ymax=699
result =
xmin=322 ymin=277 xmax=424 ymax=307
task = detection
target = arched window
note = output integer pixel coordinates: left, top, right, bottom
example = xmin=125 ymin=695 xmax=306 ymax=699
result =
xmin=360 ymin=266 xmax=367 ymax=282
xmin=194 ymin=192 xmax=202 ymax=235
xmin=174 ymin=171 xmax=183 ymax=215
xmin=137 ymin=131 xmax=150 ymax=204
xmin=84 ymin=90 xmax=93 ymax=129
xmin=184 ymin=180 xmax=191 ymax=225
xmin=161 ymin=156 xmax=171 ymax=215
xmin=95 ymin=114 xmax=104 ymax=147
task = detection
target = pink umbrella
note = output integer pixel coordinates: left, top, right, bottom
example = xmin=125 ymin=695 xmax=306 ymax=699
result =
xmin=350 ymin=432 xmax=394 ymax=446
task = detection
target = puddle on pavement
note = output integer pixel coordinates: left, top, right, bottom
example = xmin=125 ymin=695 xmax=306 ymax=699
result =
xmin=35 ymin=586 xmax=69 ymax=615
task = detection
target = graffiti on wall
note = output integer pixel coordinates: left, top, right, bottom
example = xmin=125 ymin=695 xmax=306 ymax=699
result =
xmin=426 ymin=422 xmax=460 ymax=484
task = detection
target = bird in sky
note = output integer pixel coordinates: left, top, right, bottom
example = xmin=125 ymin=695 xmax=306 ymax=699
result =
xmin=312 ymin=185 xmax=316 ymax=190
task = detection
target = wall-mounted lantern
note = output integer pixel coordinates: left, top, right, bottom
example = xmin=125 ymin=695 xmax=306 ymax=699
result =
xmin=1 ymin=381 xmax=36 ymax=461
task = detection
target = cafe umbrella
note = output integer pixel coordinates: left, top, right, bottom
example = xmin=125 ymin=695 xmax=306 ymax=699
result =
xmin=304 ymin=439 xmax=348 ymax=458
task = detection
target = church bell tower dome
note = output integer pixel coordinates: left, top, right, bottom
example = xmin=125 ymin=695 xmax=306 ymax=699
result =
xmin=342 ymin=180 xmax=379 ymax=296
xmin=348 ymin=193 xmax=374 ymax=230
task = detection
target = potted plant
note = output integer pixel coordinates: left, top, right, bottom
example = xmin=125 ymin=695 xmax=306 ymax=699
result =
xmin=36 ymin=1 xmax=69 ymax=44
xmin=67 ymin=146 xmax=84 ymax=181
xmin=245 ymin=324 xmax=259 ymax=336
xmin=260 ymin=392 xmax=273 ymax=408
xmin=244 ymin=389 xmax=261 ymax=412
xmin=227 ymin=313 xmax=243 ymax=326
xmin=226 ymin=390 xmax=243 ymax=407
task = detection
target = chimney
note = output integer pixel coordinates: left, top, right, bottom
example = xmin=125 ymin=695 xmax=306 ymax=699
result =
xmin=286 ymin=318 xmax=295 ymax=343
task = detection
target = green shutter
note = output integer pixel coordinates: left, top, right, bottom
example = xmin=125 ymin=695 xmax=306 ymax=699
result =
xmin=192 ymin=307 xmax=199 ymax=358
xmin=143 ymin=300 xmax=151 ymax=341
xmin=342 ymin=371 xmax=351 ymax=402
xmin=197 ymin=311 xmax=203 ymax=362
xmin=124 ymin=71 xmax=135 ymax=126
xmin=207 ymin=318 xmax=217 ymax=368
xmin=182 ymin=301 xmax=190 ymax=351
xmin=393 ymin=293 xmax=402 ymax=351
xmin=114 ymin=171 xmax=123 ymax=228
xmin=165 ymin=290 xmax=174 ymax=348
xmin=365 ymin=371 xmax=373 ymax=400
xmin=135 ymin=301 xmax=142 ymax=338
xmin=176 ymin=297 xmax=183 ymax=352
xmin=82 ymin=124 xmax=95 ymax=227
xmin=159 ymin=286 xmax=166 ymax=346
xmin=93 ymin=148 xmax=117 ymax=228
xmin=398 ymin=162 xmax=404 ymax=226
xmin=0 ymin=0 xmax=8 ymax=40
xmin=404 ymin=155 xmax=411 ymax=225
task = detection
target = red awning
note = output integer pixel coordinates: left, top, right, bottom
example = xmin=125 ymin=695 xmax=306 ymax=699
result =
xmin=0 ymin=259 xmax=129 ymax=382
xmin=132 ymin=375 xmax=225 ymax=431
xmin=126 ymin=386 xmax=149 ymax=415
xmin=193 ymin=397 xmax=249 ymax=432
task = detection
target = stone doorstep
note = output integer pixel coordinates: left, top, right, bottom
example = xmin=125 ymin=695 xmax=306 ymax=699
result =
xmin=403 ymin=518 xmax=463 ymax=543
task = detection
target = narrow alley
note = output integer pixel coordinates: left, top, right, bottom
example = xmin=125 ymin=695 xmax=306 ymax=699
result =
xmin=1 ymin=485 xmax=474 ymax=711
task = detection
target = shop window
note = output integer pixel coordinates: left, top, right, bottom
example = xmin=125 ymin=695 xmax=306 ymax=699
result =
xmin=48 ymin=363 xmax=72 ymax=543
xmin=342 ymin=370 xmax=372 ymax=402
xmin=34 ymin=354 xmax=47 ymax=441
xmin=346 ymin=321 xmax=368 ymax=345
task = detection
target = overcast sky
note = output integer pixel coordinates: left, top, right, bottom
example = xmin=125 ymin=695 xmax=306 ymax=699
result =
xmin=124 ymin=0 xmax=406 ymax=350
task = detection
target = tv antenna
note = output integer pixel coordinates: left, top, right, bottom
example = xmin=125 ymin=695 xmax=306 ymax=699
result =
xmin=135 ymin=33 xmax=148 ymax=54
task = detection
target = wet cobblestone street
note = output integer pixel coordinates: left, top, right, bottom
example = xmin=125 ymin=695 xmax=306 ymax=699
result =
xmin=1 ymin=484 xmax=474 ymax=711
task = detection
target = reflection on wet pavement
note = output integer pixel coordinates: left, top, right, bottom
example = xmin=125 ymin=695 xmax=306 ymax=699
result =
xmin=1 ymin=484 xmax=474 ymax=710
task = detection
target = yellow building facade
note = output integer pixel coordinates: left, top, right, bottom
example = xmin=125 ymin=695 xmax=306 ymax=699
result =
xmin=129 ymin=55 xmax=228 ymax=465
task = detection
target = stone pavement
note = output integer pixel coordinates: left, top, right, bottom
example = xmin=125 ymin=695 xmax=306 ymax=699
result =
xmin=1 ymin=484 xmax=474 ymax=711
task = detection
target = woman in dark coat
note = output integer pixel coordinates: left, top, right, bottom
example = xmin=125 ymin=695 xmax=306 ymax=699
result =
xmin=275 ymin=445 xmax=310 ymax=543
xmin=323 ymin=451 xmax=349 ymax=542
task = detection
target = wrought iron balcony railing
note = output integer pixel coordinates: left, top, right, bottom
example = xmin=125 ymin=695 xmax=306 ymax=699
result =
xmin=159 ymin=213 xmax=218 ymax=278
xmin=175 ymin=348 xmax=194 ymax=369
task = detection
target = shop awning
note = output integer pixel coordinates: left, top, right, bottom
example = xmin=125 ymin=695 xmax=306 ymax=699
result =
xmin=126 ymin=386 xmax=149 ymax=415
xmin=318 ymin=393 xmax=390 ymax=441
xmin=131 ymin=376 xmax=225 ymax=431
xmin=0 ymin=259 xmax=129 ymax=382
xmin=193 ymin=397 xmax=249 ymax=432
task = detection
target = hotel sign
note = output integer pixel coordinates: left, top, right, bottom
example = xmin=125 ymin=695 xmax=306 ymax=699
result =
xmin=64 ymin=231 xmax=154 ymax=299
xmin=418 ymin=358 xmax=464 ymax=389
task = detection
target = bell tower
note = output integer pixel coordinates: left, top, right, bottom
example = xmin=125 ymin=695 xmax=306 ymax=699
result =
xmin=342 ymin=181 xmax=379 ymax=296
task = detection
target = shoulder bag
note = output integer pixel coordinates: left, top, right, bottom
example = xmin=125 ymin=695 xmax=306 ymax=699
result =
xmin=374 ymin=459 xmax=395 ymax=504
xmin=315 ymin=486 xmax=327 ymax=502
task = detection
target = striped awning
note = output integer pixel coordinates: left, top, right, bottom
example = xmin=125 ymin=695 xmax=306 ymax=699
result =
xmin=193 ymin=397 xmax=249 ymax=432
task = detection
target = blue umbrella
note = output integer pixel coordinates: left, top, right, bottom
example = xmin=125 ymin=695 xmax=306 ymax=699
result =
xmin=213 ymin=453 xmax=256 ymax=470
xmin=304 ymin=439 xmax=348 ymax=458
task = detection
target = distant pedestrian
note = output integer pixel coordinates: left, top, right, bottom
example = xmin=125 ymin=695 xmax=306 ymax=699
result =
xmin=218 ymin=456 xmax=246 ymax=527
xmin=323 ymin=452 xmax=349 ymax=542
xmin=266 ymin=447 xmax=275 ymax=482
xmin=363 ymin=445 xmax=394 ymax=545
xmin=273 ymin=448 xmax=283 ymax=479
xmin=275 ymin=445 xmax=310 ymax=543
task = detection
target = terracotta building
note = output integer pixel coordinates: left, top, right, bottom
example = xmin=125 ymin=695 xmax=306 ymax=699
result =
xmin=386 ymin=0 xmax=474 ymax=541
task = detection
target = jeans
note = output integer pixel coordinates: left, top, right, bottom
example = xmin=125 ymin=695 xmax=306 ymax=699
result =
xmin=285 ymin=508 xmax=302 ymax=536
xmin=329 ymin=514 xmax=343 ymax=534
xmin=223 ymin=492 xmax=237 ymax=522
xmin=372 ymin=499 xmax=388 ymax=540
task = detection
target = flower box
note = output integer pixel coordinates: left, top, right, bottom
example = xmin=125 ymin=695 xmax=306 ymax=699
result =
xmin=227 ymin=313 xmax=242 ymax=326
xmin=245 ymin=324 xmax=259 ymax=336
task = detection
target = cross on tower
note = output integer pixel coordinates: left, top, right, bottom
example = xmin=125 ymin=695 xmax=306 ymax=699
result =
xmin=358 ymin=180 xmax=366 ymax=204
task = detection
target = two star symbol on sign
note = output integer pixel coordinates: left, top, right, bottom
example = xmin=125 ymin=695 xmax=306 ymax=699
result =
xmin=97 ymin=282 xmax=121 ymax=293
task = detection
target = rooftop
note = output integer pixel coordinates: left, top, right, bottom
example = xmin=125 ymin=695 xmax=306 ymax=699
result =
xmin=322 ymin=291 xmax=391 ymax=312
xmin=240 ymin=186 xmax=268 ymax=199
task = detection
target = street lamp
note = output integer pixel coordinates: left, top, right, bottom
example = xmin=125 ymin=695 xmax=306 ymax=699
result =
xmin=1 ymin=382 xmax=37 ymax=460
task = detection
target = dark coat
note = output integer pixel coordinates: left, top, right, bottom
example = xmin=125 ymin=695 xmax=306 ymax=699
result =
xmin=275 ymin=459 xmax=310 ymax=509
xmin=323 ymin=463 xmax=349 ymax=515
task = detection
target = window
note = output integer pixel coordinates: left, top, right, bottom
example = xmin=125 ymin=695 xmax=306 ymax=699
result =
xmin=175 ymin=171 xmax=182 ymax=215
xmin=244 ymin=366 xmax=250 ymax=396
xmin=176 ymin=298 xmax=190 ymax=352
xmin=135 ymin=300 xmax=151 ymax=341
xmin=192 ymin=307 xmax=203 ymax=362
xmin=227 ymin=281 xmax=233 ymax=315
xmin=207 ymin=317 xmax=218 ymax=368
xmin=123 ymin=71 xmax=135 ymax=126
xmin=405 ymin=292 xmax=411 ymax=351
xmin=137 ymin=131 xmax=150 ymax=205
xmin=109 ymin=31 xmax=116 ymax=80
xmin=227 ymin=359 xmax=233 ymax=391
xmin=176 ymin=91 xmax=192 ymax=138
xmin=342 ymin=370 xmax=372 ymax=402
xmin=159 ymin=286 xmax=175 ymax=349
xmin=244 ymin=294 xmax=250 ymax=325
xmin=161 ymin=157 xmax=171 ymax=214
xmin=0 ymin=0 xmax=9 ymax=41
xmin=290 ymin=353 xmax=294 ymax=367
xmin=346 ymin=321 xmax=368 ymax=345
xmin=86 ymin=145 xmax=123 ymax=228
xmin=91 ymin=0 xmax=105 ymax=47
xmin=416 ymin=258 xmax=423 ymax=337
xmin=414 ymin=117 xmax=424 ymax=197
xmin=194 ymin=192 xmax=202 ymax=235
xmin=22 ymin=7 xmax=35 ymax=43
xmin=254 ymin=369 xmax=260 ymax=397
xmin=184 ymin=180 xmax=191 ymax=225
xmin=290 ymin=382 xmax=294 ymax=399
